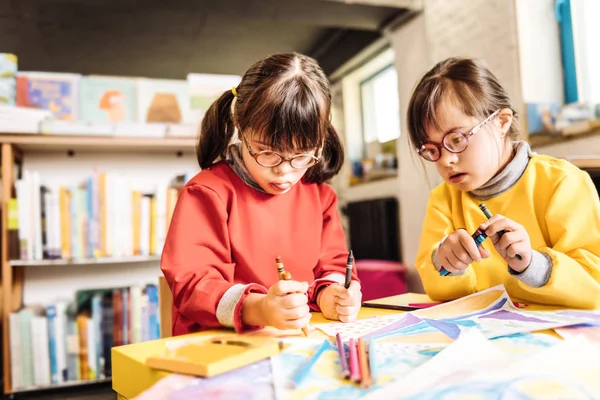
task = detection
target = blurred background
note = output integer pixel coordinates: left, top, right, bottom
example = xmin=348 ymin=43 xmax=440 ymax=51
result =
xmin=0 ymin=0 xmax=599 ymax=398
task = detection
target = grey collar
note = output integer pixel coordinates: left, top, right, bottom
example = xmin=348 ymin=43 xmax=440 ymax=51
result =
xmin=226 ymin=143 xmax=269 ymax=194
xmin=469 ymin=141 xmax=534 ymax=200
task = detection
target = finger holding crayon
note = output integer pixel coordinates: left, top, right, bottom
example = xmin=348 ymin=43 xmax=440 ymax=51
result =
xmin=275 ymin=256 xmax=310 ymax=336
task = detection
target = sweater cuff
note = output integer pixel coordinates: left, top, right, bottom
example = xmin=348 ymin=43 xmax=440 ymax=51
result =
xmin=216 ymin=283 xmax=267 ymax=333
xmin=508 ymin=250 xmax=552 ymax=288
xmin=432 ymin=236 xmax=467 ymax=276
xmin=307 ymin=273 xmax=346 ymax=311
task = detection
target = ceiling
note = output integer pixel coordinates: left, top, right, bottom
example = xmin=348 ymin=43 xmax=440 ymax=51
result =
xmin=0 ymin=0 xmax=411 ymax=79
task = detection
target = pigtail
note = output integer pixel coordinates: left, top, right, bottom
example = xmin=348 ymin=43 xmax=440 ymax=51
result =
xmin=304 ymin=124 xmax=344 ymax=184
xmin=196 ymin=90 xmax=236 ymax=169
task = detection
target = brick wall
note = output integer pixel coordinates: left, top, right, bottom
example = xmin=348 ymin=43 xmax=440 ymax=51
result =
xmin=423 ymin=0 xmax=523 ymax=114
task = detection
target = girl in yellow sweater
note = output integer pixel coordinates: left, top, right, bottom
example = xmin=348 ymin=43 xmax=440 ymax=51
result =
xmin=409 ymin=57 xmax=600 ymax=309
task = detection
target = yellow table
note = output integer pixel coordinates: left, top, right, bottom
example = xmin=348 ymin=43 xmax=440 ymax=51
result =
xmin=111 ymin=292 xmax=561 ymax=399
xmin=112 ymin=293 xmax=435 ymax=399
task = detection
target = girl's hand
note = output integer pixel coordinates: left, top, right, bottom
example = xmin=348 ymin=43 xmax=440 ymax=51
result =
xmin=317 ymin=281 xmax=362 ymax=322
xmin=437 ymin=229 xmax=491 ymax=274
xmin=480 ymin=214 xmax=532 ymax=272
xmin=260 ymin=280 xmax=311 ymax=330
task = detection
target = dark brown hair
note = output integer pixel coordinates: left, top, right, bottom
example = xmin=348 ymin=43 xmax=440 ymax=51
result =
xmin=196 ymin=52 xmax=344 ymax=184
xmin=407 ymin=57 xmax=520 ymax=151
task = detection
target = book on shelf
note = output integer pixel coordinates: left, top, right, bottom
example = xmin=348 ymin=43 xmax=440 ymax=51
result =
xmin=8 ymin=284 xmax=159 ymax=390
xmin=10 ymin=169 xmax=183 ymax=263
xmin=1 ymin=53 xmax=18 ymax=105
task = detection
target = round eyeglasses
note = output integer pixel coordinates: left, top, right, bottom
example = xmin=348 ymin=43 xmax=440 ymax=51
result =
xmin=417 ymin=110 xmax=500 ymax=162
xmin=240 ymin=133 xmax=320 ymax=169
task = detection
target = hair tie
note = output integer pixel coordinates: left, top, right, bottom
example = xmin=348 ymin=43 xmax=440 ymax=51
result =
xmin=232 ymin=87 xmax=238 ymax=97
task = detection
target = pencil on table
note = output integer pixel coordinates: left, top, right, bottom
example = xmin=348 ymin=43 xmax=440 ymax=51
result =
xmin=275 ymin=255 xmax=309 ymax=336
xmin=292 ymin=339 xmax=329 ymax=388
xmin=335 ymin=333 xmax=350 ymax=379
xmin=357 ymin=338 xmax=372 ymax=388
xmin=348 ymin=338 xmax=361 ymax=383
xmin=368 ymin=338 xmax=377 ymax=386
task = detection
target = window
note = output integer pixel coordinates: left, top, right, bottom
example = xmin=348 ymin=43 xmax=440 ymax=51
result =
xmin=340 ymin=47 xmax=400 ymax=185
xmin=360 ymin=65 xmax=401 ymax=144
xmin=557 ymin=0 xmax=600 ymax=106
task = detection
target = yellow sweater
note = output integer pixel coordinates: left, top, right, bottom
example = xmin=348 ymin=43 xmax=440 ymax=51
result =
xmin=416 ymin=154 xmax=600 ymax=309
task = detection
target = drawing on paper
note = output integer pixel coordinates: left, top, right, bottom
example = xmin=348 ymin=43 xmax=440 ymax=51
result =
xmin=271 ymin=338 xmax=436 ymax=400
xmin=409 ymin=285 xmax=595 ymax=340
xmin=556 ymin=325 xmax=600 ymax=343
xmin=363 ymin=330 xmax=600 ymax=400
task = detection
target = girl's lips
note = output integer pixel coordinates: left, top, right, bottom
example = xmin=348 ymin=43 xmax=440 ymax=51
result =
xmin=449 ymin=173 xmax=467 ymax=183
xmin=270 ymin=182 xmax=291 ymax=191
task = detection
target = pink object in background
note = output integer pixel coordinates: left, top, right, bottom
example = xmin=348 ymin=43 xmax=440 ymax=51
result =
xmin=355 ymin=259 xmax=407 ymax=301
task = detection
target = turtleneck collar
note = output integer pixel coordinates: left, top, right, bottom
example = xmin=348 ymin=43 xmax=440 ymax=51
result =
xmin=469 ymin=141 xmax=535 ymax=200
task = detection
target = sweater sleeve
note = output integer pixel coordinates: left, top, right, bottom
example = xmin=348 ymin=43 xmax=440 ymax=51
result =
xmin=161 ymin=185 xmax=267 ymax=333
xmin=518 ymin=170 xmax=600 ymax=308
xmin=415 ymin=189 xmax=478 ymax=301
xmin=307 ymin=185 xmax=359 ymax=310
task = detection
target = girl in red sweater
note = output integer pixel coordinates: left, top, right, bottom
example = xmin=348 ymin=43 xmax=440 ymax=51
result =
xmin=161 ymin=53 xmax=362 ymax=336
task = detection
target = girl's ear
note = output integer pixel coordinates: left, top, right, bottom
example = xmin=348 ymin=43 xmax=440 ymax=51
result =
xmin=498 ymin=108 xmax=513 ymax=138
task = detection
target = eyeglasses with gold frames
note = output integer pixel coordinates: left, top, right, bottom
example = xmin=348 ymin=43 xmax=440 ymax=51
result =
xmin=239 ymin=133 xmax=320 ymax=169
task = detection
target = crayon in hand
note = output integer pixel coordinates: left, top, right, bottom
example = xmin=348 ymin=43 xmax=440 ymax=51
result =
xmin=275 ymin=256 xmax=309 ymax=337
xmin=479 ymin=203 xmax=522 ymax=260
xmin=439 ymin=228 xmax=488 ymax=276
xmin=344 ymin=250 xmax=354 ymax=289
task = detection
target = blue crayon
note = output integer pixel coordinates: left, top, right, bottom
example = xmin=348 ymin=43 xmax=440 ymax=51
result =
xmin=439 ymin=229 xmax=487 ymax=276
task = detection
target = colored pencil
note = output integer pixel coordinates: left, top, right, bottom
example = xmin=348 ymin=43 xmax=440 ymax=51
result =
xmin=335 ymin=333 xmax=350 ymax=379
xmin=348 ymin=338 xmax=361 ymax=383
xmin=357 ymin=338 xmax=372 ymax=388
xmin=368 ymin=338 xmax=377 ymax=385
xmin=292 ymin=340 xmax=329 ymax=387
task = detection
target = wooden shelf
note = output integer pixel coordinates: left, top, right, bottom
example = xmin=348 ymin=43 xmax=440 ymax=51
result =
xmin=10 ymin=255 xmax=161 ymax=267
xmin=0 ymin=133 xmax=196 ymax=154
xmin=566 ymin=156 xmax=600 ymax=170
xmin=529 ymin=128 xmax=600 ymax=149
xmin=11 ymin=377 xmax=111 ymax=394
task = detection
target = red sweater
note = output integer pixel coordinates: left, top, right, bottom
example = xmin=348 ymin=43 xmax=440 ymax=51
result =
xmin=161 ymin=161 xmax=357 ymax=336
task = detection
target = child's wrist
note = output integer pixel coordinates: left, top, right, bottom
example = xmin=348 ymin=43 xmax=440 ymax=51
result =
xmin=241 ymin=293 xmax=268 ymax=327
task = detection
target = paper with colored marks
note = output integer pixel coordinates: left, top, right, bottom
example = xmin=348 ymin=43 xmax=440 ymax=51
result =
xmin=555 ymin=324 xmax=600 ymax=343
xmin=364 ymin=330 xmax=600 ymax=400
xmin=270 ymin=338 xmax=437 ymax=400
xmin=410 ymin=285 xmax=595 ymax=340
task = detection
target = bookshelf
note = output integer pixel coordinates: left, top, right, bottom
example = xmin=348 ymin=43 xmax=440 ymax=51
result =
xmin=0 ymin=133 xmax=193 ymax=394
xmin=0 ymin=134 xmax=196 ymax=154
xmin=10 ymin=254 xmax=161 ymax=267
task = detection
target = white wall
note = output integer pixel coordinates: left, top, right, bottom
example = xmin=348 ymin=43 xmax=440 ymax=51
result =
xmin=21 ymin=151 xmax=199 ymax=306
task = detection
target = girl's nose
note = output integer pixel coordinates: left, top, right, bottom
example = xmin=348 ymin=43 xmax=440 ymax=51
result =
xmin=437 ymin=148 xmax=458 ymax=166
xmin=272 ymin=160 xmax=294 ymax=175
